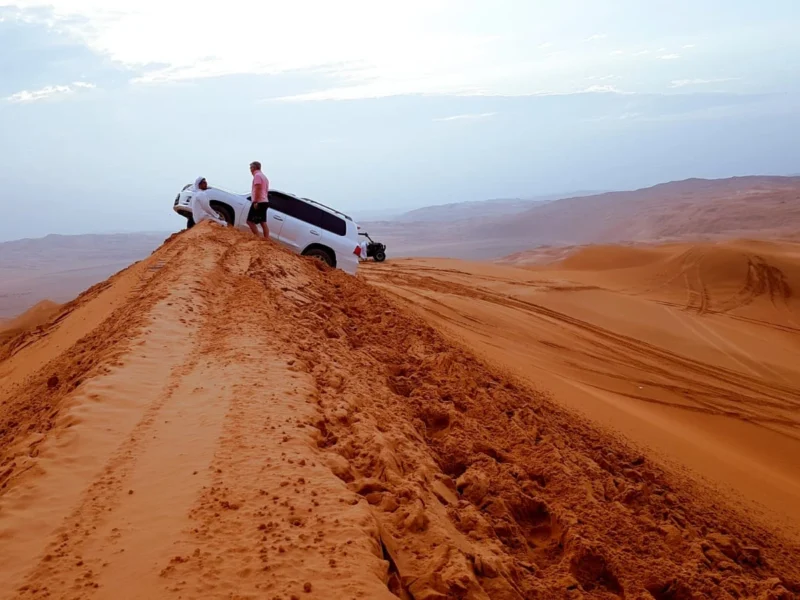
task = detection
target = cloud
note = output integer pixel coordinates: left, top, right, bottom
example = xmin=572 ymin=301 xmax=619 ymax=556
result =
xmin=670 ymin=78 xmax=736 ymax=88
xmin=4 ymin=80 xmax=95 ymax=102
xmin=433 ymin=112 xmax=496 ymax=122
xmin=584 ymin=85 xmax=625 ymax=94
xmin=6 ymin=84 xmax=72 ymax=102
xmin=3 ymin=1 xmax=505 ymax=95
xmin=271 ymin=84 xmax=636 ymax=104
xmin=0 ymin=2 xmax=778 ymax=105
xmin=587 ymin=75 xmax=619 ymax=82
xmin=660 ymin=54 xmax=681 ymax=60
xmin=7 ymin=2 xmax=636 ymax=101
xmin=682 ymin=44 xmax=696 ymax=49
xmin=0 ymin=9 xmax=136 ymax=96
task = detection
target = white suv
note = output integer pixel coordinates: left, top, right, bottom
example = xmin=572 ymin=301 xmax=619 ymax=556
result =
xmin=173 ymin=184 xmax=362 ymax=275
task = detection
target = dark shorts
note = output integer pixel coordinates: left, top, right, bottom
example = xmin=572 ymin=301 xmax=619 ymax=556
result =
xmin=248 ymin=202 xmax=268 ymax=224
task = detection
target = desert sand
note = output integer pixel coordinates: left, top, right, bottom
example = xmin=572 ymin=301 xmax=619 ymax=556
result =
xmin=1 ymin=223 xmax=799 ymax=599
xmin=363 ymin=240 xmax=800 ymax=537
xmin=0 ymin=300 xmax=61 ymax=346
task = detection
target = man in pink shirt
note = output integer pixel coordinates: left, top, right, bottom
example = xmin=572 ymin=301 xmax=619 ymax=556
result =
xmin=247 ymin=161 xmax=270 ymax=239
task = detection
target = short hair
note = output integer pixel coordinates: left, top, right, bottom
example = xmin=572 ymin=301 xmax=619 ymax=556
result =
xmin=250 ymin=161 xmax=261 ymax=170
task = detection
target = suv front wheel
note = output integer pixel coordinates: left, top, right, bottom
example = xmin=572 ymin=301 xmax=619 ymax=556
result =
xmin=209 ymin=202 xmax=235 ymax=226
xmin=303 ymin=247 xmax=335 ymax=268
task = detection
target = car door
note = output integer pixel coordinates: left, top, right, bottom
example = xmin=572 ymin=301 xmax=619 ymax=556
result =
xmin=270 ymin=194 xmax=317 ymax=254
xmin=264 ymin=191 xmax=288 ymax=243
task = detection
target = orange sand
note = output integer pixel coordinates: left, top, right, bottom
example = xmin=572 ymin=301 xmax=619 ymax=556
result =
xmin=1 ymin=225 xmax=799 ymax=599
xmin=0 ymin=300 xmax=61 ymax=346
xmin=365 ymin=240 xmax=800 ymax=539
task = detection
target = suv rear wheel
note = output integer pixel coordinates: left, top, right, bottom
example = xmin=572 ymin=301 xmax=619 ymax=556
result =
xmin=303 ymin=247 xmax=335 ymax=268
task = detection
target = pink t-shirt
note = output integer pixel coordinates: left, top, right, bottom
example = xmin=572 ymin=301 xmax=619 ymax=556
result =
xmin=252 ymin=170 xmax=269 ymax=204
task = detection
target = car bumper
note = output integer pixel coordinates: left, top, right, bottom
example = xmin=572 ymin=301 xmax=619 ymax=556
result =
xmin=173 ymin=191 xmax=192 ymax=217
xmin=338 ymin=255 xmax=359 ymax=276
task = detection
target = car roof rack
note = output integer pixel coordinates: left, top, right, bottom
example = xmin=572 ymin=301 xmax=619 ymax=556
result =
xmin=301 ymin=197 xmax=353 ymax=221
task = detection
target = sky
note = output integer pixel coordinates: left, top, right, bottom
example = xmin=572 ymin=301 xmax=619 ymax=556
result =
xmin=1 ymin=0 xmax=799 ymax=240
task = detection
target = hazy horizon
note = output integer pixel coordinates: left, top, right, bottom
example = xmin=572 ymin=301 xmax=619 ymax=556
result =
xmin=2 ymin=0 xmax=799 ymax=241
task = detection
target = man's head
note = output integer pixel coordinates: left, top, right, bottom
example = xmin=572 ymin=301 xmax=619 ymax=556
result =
xmin=194 ymin=176 xmax=208 ymax=191
xmin=249 ymin=161 xmax=261 ymax=174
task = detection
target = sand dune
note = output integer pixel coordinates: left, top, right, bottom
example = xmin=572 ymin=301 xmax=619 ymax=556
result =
xmin=0 ymin=300 xmax=63 ymax=356
xmin=363 ymin=176 xmax=800 ymax=259
xmin=364 ymin=240 xmax=800 ymax=541
xmin=2 ymin=224 xmax=798 ymax=598
xmin=513 ymin=240 xmax=800 ymax=326
xmin=488 ymin=176 xmax=800 ymax=245
xmin=0 ymin=300 xmax=61 ymax=334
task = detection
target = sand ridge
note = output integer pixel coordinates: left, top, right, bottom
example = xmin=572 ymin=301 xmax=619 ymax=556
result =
xmin=1 ymin=224 xmax=799 ymax=598
xmin=0 ymin=300 xmax=61 ymax=347
xmin=361 ymin=176 xmax=800 ymax=260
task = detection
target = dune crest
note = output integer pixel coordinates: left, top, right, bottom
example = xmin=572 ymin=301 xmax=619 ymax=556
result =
xmin=0 ymin=299 xmax=60 ymax=333
xmin=0 ymin=299 xmax=63 ymax=352
xmin=1 ymin=225 xmax=799 ymax=598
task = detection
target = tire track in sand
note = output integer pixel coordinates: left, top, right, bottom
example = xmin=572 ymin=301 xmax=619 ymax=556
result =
xmin=7 ymin=239 xmax=220 ymax=598
xmin=151 ymin=237 xmax=396 ymax=599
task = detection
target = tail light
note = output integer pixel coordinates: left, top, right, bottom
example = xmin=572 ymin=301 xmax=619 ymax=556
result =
xmin=354 ymin=245 xmax=362 ymax=257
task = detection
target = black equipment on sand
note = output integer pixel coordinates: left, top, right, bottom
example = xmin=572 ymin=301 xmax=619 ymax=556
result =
xmin=358 ymin=232 xmax=387 ymax=262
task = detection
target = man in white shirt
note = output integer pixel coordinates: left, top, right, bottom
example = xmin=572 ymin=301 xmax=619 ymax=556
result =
xmin=191 ymin=177 xmax=227 ymax=227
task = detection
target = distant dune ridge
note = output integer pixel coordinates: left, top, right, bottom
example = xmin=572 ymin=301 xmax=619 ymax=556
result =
xmin=393 ymin=190 xmax=606 ymax=223
xmin=490 ymin=176 xmax=800 ymax=245
xmin=363 ymin=175 xmax=800 ymax=259
xmin=0 ymin=232 xmax=169 ymax=318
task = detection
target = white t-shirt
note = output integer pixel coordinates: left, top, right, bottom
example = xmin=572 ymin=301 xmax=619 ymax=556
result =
xmin=192 ymin=189 xmax=226 ymax=226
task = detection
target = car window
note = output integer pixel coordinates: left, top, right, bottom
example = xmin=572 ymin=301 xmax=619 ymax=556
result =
xmin=267 ymin=191 xmax=290 ymax=213
xmin=312 ymin=207 xmax=346 ymax=236
xmin=268 ymin=192 xmax=346 ymax=236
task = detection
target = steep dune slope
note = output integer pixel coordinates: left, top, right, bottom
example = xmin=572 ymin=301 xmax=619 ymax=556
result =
xmin=364 ymin=243 xmax=800 ymax=542
xmin=1 ymin=225 xmax=799 ymax=599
